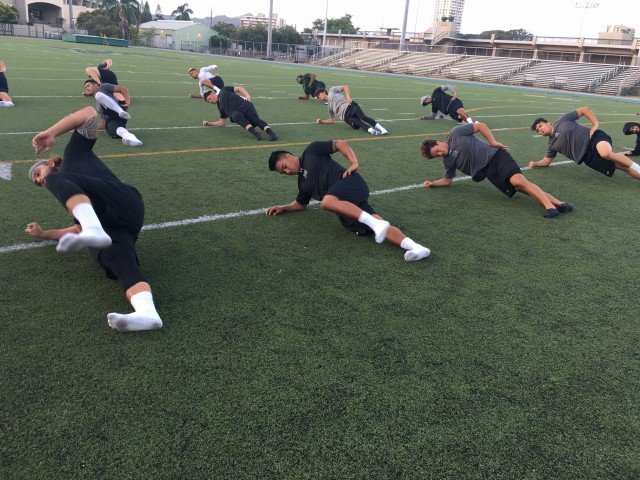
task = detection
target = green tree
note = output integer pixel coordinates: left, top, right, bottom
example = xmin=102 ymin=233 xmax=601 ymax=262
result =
xmin=477 ymin=28 xmax=533 ymax=40
xmin=273 ymin=25 xmax=304 ymax=44
xmin=0 ymin=4 xmax=19 ymax=23
xmin=140 ymin=1 xmax=152 ymax=23
xmin=76 ymin=10 xmax=120 ymax=37
xmin=213 ymin=21 xmax=236 ymax=38
xmin=171 ymin=3 xmax=193 ymax=20
xmin=311 ymin=14 xmax=358 ymax=34
xmin=154 ymin=4 xmax=164 ymax=20
xmin=235 ymin=24 xmax=268 ymax=43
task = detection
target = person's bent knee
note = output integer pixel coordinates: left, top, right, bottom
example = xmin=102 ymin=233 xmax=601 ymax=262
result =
xmin=320 ymin=195 xmax=339 ymax=211
xmin=509 ymin=173 xmax=528 ymax=188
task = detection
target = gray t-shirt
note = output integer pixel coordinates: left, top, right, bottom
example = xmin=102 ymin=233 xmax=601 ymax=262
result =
xmin=545 ymin=110 xmax=590 ymax=163
xmin=327 ymin=86 xmax=349 ymax=120
xmin=442 ymin=124 xmax=497 ymax=179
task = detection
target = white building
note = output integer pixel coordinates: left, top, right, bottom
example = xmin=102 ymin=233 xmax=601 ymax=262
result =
xmin=240 ymin=12 xmax=285 ymax=29
xmin=2 ymin=0 xmax=101 ymax=28
xmin=433 ymin=0 xmax=464 ymax=35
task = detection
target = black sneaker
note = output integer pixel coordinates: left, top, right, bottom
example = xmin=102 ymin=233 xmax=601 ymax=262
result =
xmin=248 ymin=127 xmax=262 ymax=140
xmin=266 ymin=128 xmax=278 ymax=141
xmin=557 ymin=203 xmax=573 ymax=213
xmin=544 ymin=208 xmax=560 ymax=218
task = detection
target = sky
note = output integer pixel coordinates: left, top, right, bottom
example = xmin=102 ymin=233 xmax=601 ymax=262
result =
xmin=158 ymin=0 xmax=638 ymax=39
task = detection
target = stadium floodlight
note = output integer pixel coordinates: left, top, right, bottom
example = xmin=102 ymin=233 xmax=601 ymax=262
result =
xmin=575 ymin=1 xmax=599 ymax=39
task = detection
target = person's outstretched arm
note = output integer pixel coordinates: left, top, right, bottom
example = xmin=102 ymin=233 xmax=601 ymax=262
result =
xmin=265 ymin=201 xmax=307 ymax=216
xmin=32 ymin=106 xmax=97 ymax=154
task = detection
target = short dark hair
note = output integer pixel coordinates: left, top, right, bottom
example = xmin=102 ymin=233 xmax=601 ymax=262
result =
xmin=314 ymin=88 xmax=327 ymax=98
xmin=203 ymin=91 xmax=213 ymax=101
xmin=268 ymin=150 xmax=291 ymax=171
xmin=296 ymin=75 xmax=303 ymax=82
xmin=419 ymin=139 xmax=439 ymax=159
xmin=531 ymin=118 xmax=547 ymax=131
xmin=84 ymin=79 xmax=98 ymax=86
xmin=188 ymin=67 xmax=197 ymax=74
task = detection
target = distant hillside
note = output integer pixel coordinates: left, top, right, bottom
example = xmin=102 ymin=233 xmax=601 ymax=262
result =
xmin=190 ymin=15 xmax=243 ymax=28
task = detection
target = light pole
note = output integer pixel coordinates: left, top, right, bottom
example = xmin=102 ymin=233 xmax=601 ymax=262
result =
xmin=575 ymin=1 xmax=599 ymax=38
xmin=399 ymin=0 xmax=410 ymax=52
xmin=322 ymin=0 xmax=328 ymax=57
xmin=267 ymin=0 xmax=273 ymax=59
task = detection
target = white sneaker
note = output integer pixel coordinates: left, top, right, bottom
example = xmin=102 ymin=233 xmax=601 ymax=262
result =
xmin=56 ymin=229 xmax=112 ymax=253
xmin=404 ymin=245 xmax=431 ymax=262
xmin=119 ymin=110 xmax=131 ymax=120
xmin=368 ymin=128 xmax=381 ymax=136
xmin=0 ymin=101 xmax=14 ymax=107
xmin=375 ymin=123 xmax=388 ymax=135
xmin=108 ymin=312 xmax=163 ymax=332
xmin=122 ymin=136 xmax=143 ymax=147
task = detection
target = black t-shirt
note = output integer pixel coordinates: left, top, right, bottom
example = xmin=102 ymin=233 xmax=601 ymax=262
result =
xmin=296 ymin=141 xmax=345 ymax=205
xmin=431 ymin=87 xmax=454 ymax=115
xmin=62 ymin=129 xmax=119 ymax=182
xmin=216 ymin=86 xmax=247 ymax=120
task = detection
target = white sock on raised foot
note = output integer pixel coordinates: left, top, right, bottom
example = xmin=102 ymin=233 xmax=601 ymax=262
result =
xmin=57 ymin=203 xmax=112 ymax=252
xmin=375 ymin=123 xmax=388 ymax=135
xmin=108 ymin=291 xmax=163 ymax=332
xmin=358 ymin=211 xmax=390 ymax=244
xmin=401 ymin=237 xmax=431 ymax=261
xmin=95 ymin=91 xmax=129 ymax=119
xmin=0 ymin=100 xmax=14 ymax=107
xmin=466 ymin=117 xmax=474 ymax=124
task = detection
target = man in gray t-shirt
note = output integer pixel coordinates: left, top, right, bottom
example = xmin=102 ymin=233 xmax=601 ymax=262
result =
xmin=420 ymin=123 xmax=572 ymax=218
xmin=314 ymin=85 xmax=388 ymax=136
xmin=530 ymin=107 xmax=640 ymax=181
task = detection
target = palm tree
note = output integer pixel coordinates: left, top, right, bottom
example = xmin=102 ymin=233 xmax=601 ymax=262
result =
xmin=171 ymin=3 xmax=193 ymax=21
xmin=101 ymin=0 xmax=140 ymax=38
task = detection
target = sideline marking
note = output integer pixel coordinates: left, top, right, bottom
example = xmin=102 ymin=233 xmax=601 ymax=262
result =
xmin=0 ymin=161 xmax=573 ymax=255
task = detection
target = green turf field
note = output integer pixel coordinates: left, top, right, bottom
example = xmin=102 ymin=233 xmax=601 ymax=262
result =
xmin=2 ymin=36 xmax=640 ymax=479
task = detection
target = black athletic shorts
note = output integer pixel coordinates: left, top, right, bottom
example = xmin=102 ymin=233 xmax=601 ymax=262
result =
xmin=98 ymin=67 xmax=118 ymax=85
xmin=579 ymin=130 xmax=616 ymax=177
xmin=448 ymin=98 xmax=464 ymax=121
xmin=0 ymin=72 xmax=8 ymax=93
xmin=326 ymin=173 xmax=375 ymax=234
xmin=473 ymin=149 xmax=522 ymax=197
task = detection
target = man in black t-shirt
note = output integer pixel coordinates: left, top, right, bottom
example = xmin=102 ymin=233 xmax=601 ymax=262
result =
xmin=202 ymin=86 xmax=278 ymax=141
xmin=26 ymin=106 xmax=163 ymax=333
xmin=266 ymin=140 xmax=430 ymax=261
xmin=623 ymin=122 xmax=640 ymax=157
xmin=84 ymin=79 xmax=142 ymax=146
xmin=420 ymin=86 xmax=475 ymax=123
xmin=84 ymin=58 xmax=124 ymax=102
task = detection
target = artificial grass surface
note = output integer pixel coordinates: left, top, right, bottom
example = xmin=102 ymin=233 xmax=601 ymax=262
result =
xmin=1 ymin=37 xmax=640 ymax=479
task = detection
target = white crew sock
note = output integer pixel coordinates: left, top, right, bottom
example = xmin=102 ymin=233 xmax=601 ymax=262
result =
xmin=117 ymin=127 xmax=143 ymax=146
xmin=629 ymin=162 xmax=640 ymax=174
xmin=358 ymin=211 xmax=390 ymax=244
xmin=0 ymin=100 xmax=14 ymax=107
xmin=401 ymin=237 xmax=431 ymax=262
xmin=375 ymin=123 xmax=388 ymax=135
xmin=466 ymin=117 xmax=474 ymax=124
xmin=107 ymin=291 xmax=163 ymax=332
xmin=95 ymin=91 xmax=130 ymax=119
xmin=56 ymin=203 xmax=112 ymax=252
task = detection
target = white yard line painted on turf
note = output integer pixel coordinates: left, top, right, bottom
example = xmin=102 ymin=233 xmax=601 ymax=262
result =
xmin=0 ymin=163 xmax=12 ymax=181
xmin=0 ymin=161 xmax=573 ymax=254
